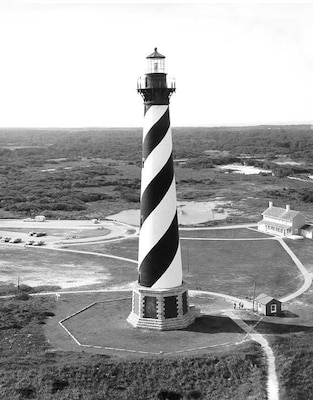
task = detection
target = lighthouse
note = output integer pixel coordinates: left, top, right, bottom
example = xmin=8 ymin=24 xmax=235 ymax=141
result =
xmin=127 ymin=48 xmax=196 ymax=330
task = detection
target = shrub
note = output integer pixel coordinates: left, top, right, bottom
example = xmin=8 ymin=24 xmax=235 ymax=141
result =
xmin=14 ymin=292 xmax=30 ymax=301
xmin=51 ymin=378 xmax=69 ymax=394
xmin=186 ymin=390 xmax=203 ymax=399
xmin=157 ymin=390 xmax=183 ymax=400
xmin=18 ymin=284 xmax=34 ymax=293
xmin=17 ymin=385 xmax=36 ymax=399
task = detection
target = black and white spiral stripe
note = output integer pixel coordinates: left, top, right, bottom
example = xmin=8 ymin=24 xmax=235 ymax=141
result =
xmin=138 ymin=105 xmax=182 ymax=289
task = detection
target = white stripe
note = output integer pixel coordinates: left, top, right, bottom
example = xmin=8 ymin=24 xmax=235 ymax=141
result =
xmin=151 ymin=244 xmax=183 ymax=289
xmin=138 ymin=179 xmax=177 ymax=265
xmin=143 ymin=105 xmax=168 ymax=141
xmin=141 ymin=126 xmax=172 ymax=196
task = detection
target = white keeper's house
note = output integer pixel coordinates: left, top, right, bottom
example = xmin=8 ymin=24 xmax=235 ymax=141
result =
xmin=258 ymin=201 xmax=306 ymax=237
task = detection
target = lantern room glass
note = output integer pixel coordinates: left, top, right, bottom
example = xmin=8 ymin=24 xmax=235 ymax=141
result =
xmin=147 ymin=58 xmax=166 ymax=74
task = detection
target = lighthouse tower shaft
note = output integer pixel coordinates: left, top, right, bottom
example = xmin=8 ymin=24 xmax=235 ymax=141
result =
xmin=127 ymin=49 xmax=197 ymax=330
xmin=138 ymin=69 xmax=182 ymax=289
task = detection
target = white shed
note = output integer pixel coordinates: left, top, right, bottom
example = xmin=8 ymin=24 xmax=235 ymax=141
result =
xmin=301 ymin=224 xmax=313 ymax=239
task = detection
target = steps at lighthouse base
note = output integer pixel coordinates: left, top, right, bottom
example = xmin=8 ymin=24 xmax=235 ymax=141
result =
xmin=127 ymin=307 xmax=199 ymax=331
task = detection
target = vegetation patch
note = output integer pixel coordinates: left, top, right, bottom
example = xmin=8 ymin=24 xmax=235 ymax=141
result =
xmin=1 ymin=126 xmax=313 ymax=220
xmin=0 ymin=295 xmax=267 ymax=399
xmin=271 ymin=332 xmax=313 ymax=400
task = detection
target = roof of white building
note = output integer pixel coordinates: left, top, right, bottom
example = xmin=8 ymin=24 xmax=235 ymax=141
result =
xmin=262 ymin=205 xmax=302 ymax=221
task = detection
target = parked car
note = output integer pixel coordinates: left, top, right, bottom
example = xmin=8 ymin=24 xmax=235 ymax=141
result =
xmin=34 ymin=232 xmax=47 ymax=237
xmin=33 ymin=240 xmax=45 ymax=246
xmin=9 ymin=238 xmax=22 ymax=243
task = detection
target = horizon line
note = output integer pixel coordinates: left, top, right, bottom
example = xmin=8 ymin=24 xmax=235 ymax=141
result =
xmin=0 ymin=122 xmax=313 ymax=130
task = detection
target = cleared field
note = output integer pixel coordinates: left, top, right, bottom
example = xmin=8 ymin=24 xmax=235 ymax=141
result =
xmin=0 ymin=247 xmax=137 ymax=291
xmin=181 ymin=239 xmax=302 ymax=298
xmin=68 ymin=237 xmax=139 ymax=261
xmin=284 ymin=238 xmax=313 ymax=273
xmin=68 ymin=236 xmax=302 ymax=299
xmin=180 ymin=227 xmax=269 ymax=239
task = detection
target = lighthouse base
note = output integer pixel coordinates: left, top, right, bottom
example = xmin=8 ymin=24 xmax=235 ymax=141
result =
xmin=127 ymin=282 xmax=198 ymax=330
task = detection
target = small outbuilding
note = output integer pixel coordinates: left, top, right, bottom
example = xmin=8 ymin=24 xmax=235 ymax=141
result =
xmin=301 ymin=224 xmax=313 ymax=239
xmin=254 ymin=293 xmax=282 ymax=316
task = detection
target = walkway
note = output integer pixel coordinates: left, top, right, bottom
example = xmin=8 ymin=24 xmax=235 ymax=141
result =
xmin=224 ymin=310 xmax=279 ymax=400
xmin=46 ymin=247 xmax=137 ymax=264
xmin=276 ymin=237 xmax=312 ymax=302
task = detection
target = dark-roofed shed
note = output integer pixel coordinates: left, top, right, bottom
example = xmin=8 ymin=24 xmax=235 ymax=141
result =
xmin=255 ymin=293 xmax=281 ymax=316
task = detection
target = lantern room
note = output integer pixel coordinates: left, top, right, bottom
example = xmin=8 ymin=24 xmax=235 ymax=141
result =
xmin=137 ymin=48 xmax=175 ymax=106
xmin=146 ymin=47 xmax=166 ymax=74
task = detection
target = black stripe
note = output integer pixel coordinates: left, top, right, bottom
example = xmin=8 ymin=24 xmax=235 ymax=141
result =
xmin=139 ymin=213 xmax=180 ymax=287
xmin=141 ymin=154 xmax=174 ymax=224
xmin=143 ymin=108 xmax=170 ymax=160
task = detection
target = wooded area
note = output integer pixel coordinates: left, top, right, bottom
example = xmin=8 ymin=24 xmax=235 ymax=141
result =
xmin=0 ymin=125 xmax=313 ymax=218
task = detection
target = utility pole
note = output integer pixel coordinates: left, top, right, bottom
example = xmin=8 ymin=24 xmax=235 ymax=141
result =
xmin=186 ymin=242 xmax=190 ymax=274
xmin=252 ymin=281 xmax=256 ymax=312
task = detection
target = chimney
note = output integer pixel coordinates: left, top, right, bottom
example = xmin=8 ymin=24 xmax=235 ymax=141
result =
xmin=286 ymin=204 xmax=290 ymax=211
xmin=269 ymin=201 xmax=273 ymax=208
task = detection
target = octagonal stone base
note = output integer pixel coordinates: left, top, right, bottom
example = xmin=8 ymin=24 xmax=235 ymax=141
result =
xmin=127 ymin=282 xmax=198 ymax=330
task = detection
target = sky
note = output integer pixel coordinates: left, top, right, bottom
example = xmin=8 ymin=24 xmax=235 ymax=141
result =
xmin=0 ymin=1 xmax=313 ymax=127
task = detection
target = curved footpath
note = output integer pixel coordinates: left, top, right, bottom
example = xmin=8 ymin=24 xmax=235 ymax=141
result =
xmin=223 ymin=310 xmax=279 ymax=400
xmin=276 ymin=237 xmax=312 ymax=302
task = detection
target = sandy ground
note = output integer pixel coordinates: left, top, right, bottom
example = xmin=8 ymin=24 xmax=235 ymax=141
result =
xmin=108 ymin=199 xmax=232 ymax=226
xmin=0 ymin=218 xmax=137 ymax=289
xmin=0 ymin=219 xmax=132 ymax=245
xmin=217 ymin=164 xmax=272 ymax=175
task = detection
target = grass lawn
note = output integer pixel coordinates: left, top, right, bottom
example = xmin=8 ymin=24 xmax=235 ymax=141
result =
xmin=278 ymin=238 xmax=313 ymax=317
xmin=69 ymin=237 xmax=139 ymax=261
xmin=0 ymin=247 xmax=137 ymax=293
xmin=68 ymin=236 xmax=302 ymax=299
xmin=180 ymin=228 xmax=270 ymax=239
xmin=284 ymin=238 xmax=313 ymax=274
xmin=180 ymin=239 xmax=302 ymax=299
xmin=61 ymin=298 xmax=245 ymax=356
